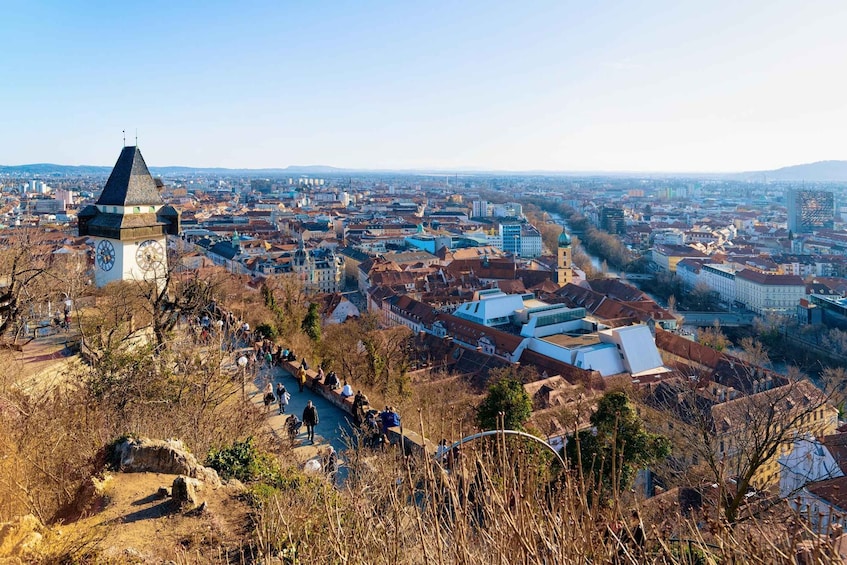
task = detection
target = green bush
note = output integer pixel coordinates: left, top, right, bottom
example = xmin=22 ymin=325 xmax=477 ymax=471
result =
xmin=255 ymin=323 xmax=279 ymax=341
xmin=245 ymin=483 xmax=281 ymax=506
xmin=206 ymin=437 xmax=282 ymax=485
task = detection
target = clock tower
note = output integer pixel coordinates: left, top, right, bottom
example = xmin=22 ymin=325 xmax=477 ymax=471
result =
xmin=78 ymin=146 xmax=180 ymax=287
xmin=555 ymin=230 xmax=574 ymax=287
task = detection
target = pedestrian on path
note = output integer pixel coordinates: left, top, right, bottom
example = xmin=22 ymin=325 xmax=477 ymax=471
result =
xmin=276 ymin=382 xmax=289 ymax=414
xmin=303 ymin=400 xmax=319 ymax=444
xmin=263 ymin=383 xmax=275 ymax=412
xmin=323 ymin=446 xmax=338 ymax=484
xmin=297 ymin=366 xmax=307 ymax=392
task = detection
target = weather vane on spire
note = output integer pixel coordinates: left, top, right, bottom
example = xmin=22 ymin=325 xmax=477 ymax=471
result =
xmin=122 ymin=130 xmax=126 ymax=147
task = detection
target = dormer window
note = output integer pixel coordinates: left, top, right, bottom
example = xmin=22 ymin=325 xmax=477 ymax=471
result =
xmin=134 ymin=207 xmax=141 ymax=213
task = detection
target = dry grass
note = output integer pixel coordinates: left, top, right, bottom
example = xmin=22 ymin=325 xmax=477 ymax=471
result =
xmin=245 ymin=436 xmax=844 ymax=565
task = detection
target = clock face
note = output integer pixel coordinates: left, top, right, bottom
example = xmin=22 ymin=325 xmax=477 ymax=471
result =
xmin=136 ymin=239 xmax=165 ymax=272
xmin=96 ymin=240 xmax=116 ymax=272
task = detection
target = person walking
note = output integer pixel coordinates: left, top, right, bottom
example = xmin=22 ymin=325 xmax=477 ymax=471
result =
xmin=297 ymin=365 xmax=307 ymax=392
xmin=276 ymin=382 xmax=289 ymax=415
xmin=262 ymin=383 xmax=276 ymax=412
xmin=302 ymin=401 xmax=319 ymax=444
xmin=323 ymin=446 xmax=339 ymax=484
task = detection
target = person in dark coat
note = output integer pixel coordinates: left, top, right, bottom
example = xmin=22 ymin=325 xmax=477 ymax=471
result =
xmin=352 ymin=391 xmax=369 ymax=427
xmin=323 ymin=446 xmax=339 ymax=484
xmin=303 ymin=400 xmax=319 ymax=444
xmin=324 ymin=371 xmax=340 ymax=390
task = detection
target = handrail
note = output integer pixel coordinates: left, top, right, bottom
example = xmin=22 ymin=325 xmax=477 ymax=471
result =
xmin=437 ymin=429 xmax=565 ymax=468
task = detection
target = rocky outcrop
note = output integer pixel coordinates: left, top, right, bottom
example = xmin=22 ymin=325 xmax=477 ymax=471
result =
xmin=112 ymin=437 xmax=221 ymax=487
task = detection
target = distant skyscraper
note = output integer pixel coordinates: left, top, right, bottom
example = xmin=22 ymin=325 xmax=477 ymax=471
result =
xmin=600 ymin=206 xmax=626 ymax=235
xmin=472 ymin=200 xmax=489 ymax=218
xmin=787 ymin=189 xmax=835 ymax=234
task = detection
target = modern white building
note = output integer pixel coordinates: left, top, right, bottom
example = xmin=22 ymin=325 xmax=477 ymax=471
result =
xmin=492 ymin=202 xmax=523 ymax=218
xmin=527 ymin=325 xmax=666 ymax=378
xmin=450 ymin=289 xmax=667 ymax=378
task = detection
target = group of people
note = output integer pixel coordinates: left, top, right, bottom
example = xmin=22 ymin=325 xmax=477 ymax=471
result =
xmin=314 ymin=367 xmax=340 ymax=390
xmin=261 ymin=381 xmax=290 ymax=414
xmin=254 ymin=338 xmax=303 ymax=369
xmin=260 ymin=378 xmax=320 ymax=444
xmin=355 ymin=405 xmax=402 ymax=450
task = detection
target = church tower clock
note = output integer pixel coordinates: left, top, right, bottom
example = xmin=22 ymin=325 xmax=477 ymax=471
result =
xmin=78 ymin=146 xmax=180 ymax=287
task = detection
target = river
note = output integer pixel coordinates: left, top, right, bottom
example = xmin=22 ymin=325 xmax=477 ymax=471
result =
xmin=548 ymin=212 xmax=621 ymax=278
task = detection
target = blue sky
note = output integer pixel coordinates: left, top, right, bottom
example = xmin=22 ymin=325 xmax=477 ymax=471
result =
xmin=2 ymin=1 xmax=847 ymax=171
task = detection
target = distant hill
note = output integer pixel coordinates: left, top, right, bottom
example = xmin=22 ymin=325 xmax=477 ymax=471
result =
xmin=740 ymin=160 xmax=847 ymax=183
xmin=0 ymin=163 xmax=112 ymax=175
xmin=0 ymin=163 xmax=352 ymax=177
xmin=4 ymin=159 xmax=847 ymax=181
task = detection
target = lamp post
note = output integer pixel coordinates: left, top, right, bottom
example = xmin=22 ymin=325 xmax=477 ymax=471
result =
xmin=237 ymin=354 xmax=248 ymax=400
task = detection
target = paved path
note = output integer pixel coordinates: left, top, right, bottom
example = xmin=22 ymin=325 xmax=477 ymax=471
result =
xmin=246 ymin=362 xmax=353 ymax=478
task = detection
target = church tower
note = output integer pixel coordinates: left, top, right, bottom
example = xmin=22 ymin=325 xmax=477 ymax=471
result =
xmin=78 ymin=146 xmax=180 ymax=287
xmin=555 ymin=230 xmax=573 ymax=287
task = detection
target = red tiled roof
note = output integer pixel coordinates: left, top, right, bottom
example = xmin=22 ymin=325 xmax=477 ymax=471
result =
xmin=435 ymin=313 xmax=525 ymax=356
xmin=736 ymin=269 xmax=804 ymax=286
xmin=821 ymin=433 xmax=847 ymax=475
xmin=806 ymin=475 xmax=847 ymax=511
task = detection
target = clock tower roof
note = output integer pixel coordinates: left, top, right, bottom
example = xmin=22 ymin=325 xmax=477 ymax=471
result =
xmin=96 ymin=146 xmax=163 ymax=207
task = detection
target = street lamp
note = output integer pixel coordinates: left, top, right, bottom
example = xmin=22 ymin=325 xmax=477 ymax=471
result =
xmin=237 ymin=354 xmax=248 ymax=400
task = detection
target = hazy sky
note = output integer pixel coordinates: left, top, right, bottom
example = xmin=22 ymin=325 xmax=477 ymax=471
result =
xmin=3 ymin=1 xmax=847 ymax=171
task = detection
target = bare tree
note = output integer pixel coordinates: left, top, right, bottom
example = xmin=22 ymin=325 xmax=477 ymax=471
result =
xmin=647 ymin=364 xmax=837 ymax=524
xmin=0 ymin=229 xmax=69 ymax=343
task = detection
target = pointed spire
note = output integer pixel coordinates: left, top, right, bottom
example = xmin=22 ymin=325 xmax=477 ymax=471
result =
xmin=96 ymin=146 xmax=163 ymax=207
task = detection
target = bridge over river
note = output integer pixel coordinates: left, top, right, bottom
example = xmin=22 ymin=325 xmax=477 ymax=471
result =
xmin=678 ymin=311 xmax=757 ymax=327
